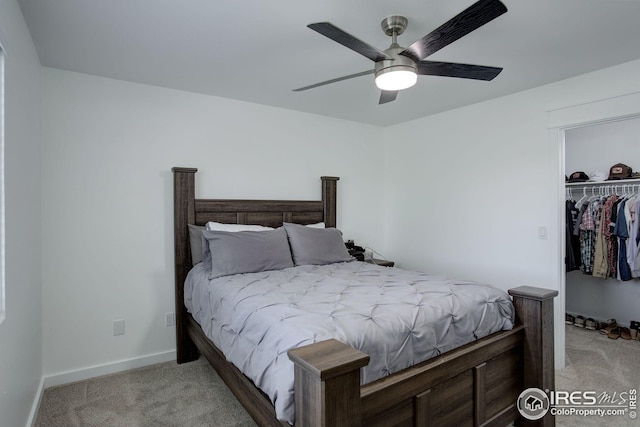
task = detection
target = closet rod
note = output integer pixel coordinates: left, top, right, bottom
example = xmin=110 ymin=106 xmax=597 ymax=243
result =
xmin=566 ymin=178 xmax=640 ymax=187
xmin=565 ymin=183 xmax=640 ymax=198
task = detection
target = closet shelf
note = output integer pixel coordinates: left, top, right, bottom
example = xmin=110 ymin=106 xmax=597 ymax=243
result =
xmin=566 ymin=178 xmax=640 ymax=187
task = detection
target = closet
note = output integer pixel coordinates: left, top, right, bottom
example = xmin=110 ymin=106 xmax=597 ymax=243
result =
xmin=564 ymin=117 xmax=640 ymax=328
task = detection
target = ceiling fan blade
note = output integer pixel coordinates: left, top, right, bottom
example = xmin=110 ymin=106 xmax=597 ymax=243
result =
xmin=308 ymin=22 xmax=391 ymax=62
xmin=379 ymin=90 xmax=398 ymax=104
xmin=293 ymin=70 xmax=374 ymax=92
xmin=400 ymin=0 xmax=507 ymax=61
xmin=417 ymin=61 xmax=502 ymax=80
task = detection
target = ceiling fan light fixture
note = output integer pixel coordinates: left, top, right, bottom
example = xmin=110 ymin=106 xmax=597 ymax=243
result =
xmin=374 ymin=66 xmax=417 ymax=91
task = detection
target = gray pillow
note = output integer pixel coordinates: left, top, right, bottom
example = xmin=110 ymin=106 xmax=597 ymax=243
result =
xmin=203 ymin=227 xmax=294 ymax=279
xmin=188 ymin=224 xmax=206 ymax=266
xmin=283 ymin=222 xmax=353 ymax=266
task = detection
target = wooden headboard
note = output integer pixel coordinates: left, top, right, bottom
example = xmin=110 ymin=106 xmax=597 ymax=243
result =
xmin=172 ymin=167 xmax=339 ymax=361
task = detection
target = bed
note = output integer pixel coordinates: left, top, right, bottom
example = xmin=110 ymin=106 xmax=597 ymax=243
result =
xmin=172 ymin=167 xmax=557 ymax=427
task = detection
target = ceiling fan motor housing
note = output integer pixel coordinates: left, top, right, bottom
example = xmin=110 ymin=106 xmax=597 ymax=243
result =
xmin=374 ymin=44 xmax=417 ymax=87
xmin=375 ymin=16 xmax=416 ymax=90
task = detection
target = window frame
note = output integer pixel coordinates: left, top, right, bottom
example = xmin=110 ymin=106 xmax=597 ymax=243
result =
xmin=0 ymin=44 xmax=5 ymax=324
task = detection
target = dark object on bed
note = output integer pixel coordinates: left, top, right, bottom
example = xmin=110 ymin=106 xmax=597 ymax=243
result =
xmin=172 ymin=167 xmax=557 ymax=427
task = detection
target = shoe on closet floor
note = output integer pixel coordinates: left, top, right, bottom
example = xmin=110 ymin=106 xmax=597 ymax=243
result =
xmin=585 ymin=318 xmax=597 ymax=330
xmin=630 ymin=321 xmax=639 ymax=340
xmin=600 ymin=319 xmax=617 ymax=335
xmin=619 ymin=327 xmax=632 ymax=340
xmin=608 ymin=327 xmax=621 ymax=339
xmin=574 ymin=315 xmax=586 ymax=328
xmin=565 ymin=314 xmax=575 ymax=325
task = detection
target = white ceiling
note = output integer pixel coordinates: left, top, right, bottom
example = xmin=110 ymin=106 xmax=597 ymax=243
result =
xmin=18 ymin=0 xmax=640 ymax=127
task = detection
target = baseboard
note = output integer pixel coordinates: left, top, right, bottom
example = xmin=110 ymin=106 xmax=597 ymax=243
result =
xmin=42 ymin=350 xmax=177 ymax=389
xmin=26 ymin=376 xmax=46 ymax=427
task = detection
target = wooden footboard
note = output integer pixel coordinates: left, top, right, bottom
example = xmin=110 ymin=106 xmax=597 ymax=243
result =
xmin=289 ymin=287 xmax=557 ymax=427
xmin=290 ymin=329 xmax=522 ymax=427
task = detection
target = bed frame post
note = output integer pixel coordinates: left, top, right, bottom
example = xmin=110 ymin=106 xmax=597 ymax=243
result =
xmin=172 ymin=167 xmax=199 ymax=363
xmin=508 ymin=286 xmax=558 ymax=427
xmin=321 ymin=176 xmax=339 ymax=228
xmin=288 ymin=339 xmax=370 ymax=427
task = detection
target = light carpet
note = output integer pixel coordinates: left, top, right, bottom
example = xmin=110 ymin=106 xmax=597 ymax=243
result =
xmin=555 ymin=325 xmax=639 ymax=426
xmin=35 ymin=326 xmax=639 ymax=426
xmin=34 ymin=357 xmax=256 ymax=427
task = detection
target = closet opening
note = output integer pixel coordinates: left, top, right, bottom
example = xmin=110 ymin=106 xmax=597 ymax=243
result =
xmin=561 ymin=114 xmax=640 ymax=366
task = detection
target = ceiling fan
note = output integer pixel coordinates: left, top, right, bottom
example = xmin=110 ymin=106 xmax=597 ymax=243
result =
xmin=293 ymin=0 xmax=507 ymax=104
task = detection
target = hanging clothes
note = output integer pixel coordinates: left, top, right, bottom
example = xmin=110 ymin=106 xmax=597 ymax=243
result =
xmin=568 ymin=182 xmax=640 ymax=282
xmin=631 ymin=197 xmax=640 ymax=278
xmin=578 ymin=197 xmax=599 ymax=275
xmin=607 ymin=197 xmax=621 ymax=278
xmin=592 ymin=195 xmax=610 ymax=278
xmin=593 ymin=195 xmax=615 ymax=278
xmin=615 ymin=199 xmax=632 ymax=281
xmin=565 ymin=200 xmax=580 ymax=272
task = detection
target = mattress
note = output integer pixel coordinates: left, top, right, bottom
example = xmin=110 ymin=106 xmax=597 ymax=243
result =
xmin=185 ymin=260 xmax=515 ymax=424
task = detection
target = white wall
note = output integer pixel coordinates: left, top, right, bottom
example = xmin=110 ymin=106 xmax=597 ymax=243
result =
xmin=565 ymin=117 xmax=640 ymax=176
xmin=41 ymin=68 xmax=385 ymax=378
xmin=382 ymin=58 xmax=640 ymax=368
xmin=0 ymin=1 xmax=42 ymax=426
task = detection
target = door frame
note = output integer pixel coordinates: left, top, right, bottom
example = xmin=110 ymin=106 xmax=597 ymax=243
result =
xmin=548 ymin=91 xmax=640 ymax=369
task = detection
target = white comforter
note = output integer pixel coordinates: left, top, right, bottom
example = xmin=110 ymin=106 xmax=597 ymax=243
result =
xmin=185 ymin=261 xmax=514 ymax=424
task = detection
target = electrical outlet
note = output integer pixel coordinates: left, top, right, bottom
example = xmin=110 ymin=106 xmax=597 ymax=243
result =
xmin=165 ymin=312 xmax=175 ymax=327
xmin=113 ymin=319 xmax=125 ymax=336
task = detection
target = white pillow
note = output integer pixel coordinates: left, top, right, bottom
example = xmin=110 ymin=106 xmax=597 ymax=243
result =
xmin=206 ymin=221 xmax=274 ymax=232
xmin=305 ymin=222 xmax=325 ymax=228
